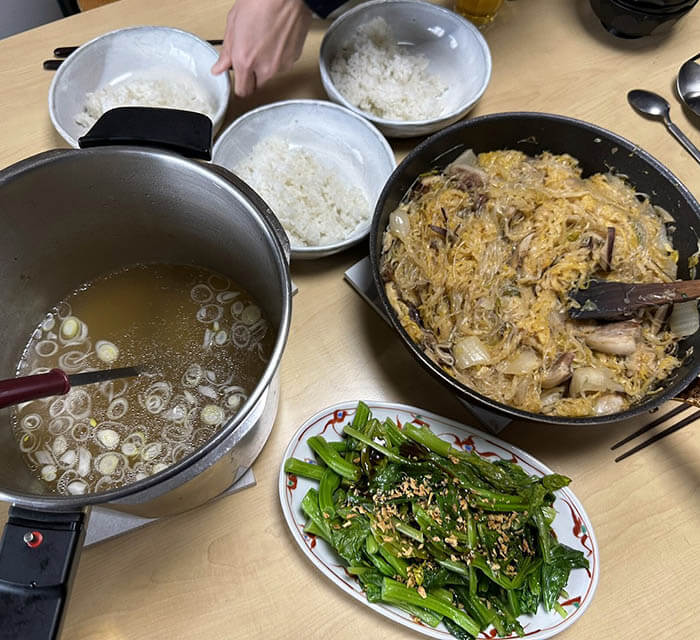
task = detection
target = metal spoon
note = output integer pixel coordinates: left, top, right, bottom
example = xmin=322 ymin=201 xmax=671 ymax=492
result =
xmin=627 ymin=89 xmax=700 ymax=165
xmin=677 ymin=52 xmax=700 ymax=117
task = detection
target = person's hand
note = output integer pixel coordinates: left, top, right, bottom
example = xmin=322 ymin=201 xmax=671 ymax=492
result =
xmin=211 ymin=0 xmax=313 ymax=97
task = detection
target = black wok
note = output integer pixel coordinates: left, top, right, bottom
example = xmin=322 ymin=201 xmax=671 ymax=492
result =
xmin=369 ymin=112 xmax=700 ymax=426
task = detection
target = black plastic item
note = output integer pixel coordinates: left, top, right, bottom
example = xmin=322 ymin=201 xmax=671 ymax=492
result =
xmin=589 ymin=0 xmax=698 ymax=37
xmin=56 ymin=0 xmax=80 ymax=17
xmin=620 ymin=0 xmax=698 ymax=9
xmin=0 ymin=506 xmax=86 ymax=640
xmin=369 ymin=112 xmax=700 ymax=426
xmin=78 ymin=107 xmax=213 ymax=160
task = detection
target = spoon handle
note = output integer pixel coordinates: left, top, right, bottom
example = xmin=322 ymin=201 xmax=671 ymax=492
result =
xmin=664 ymin=119 xmax=700 ymax=164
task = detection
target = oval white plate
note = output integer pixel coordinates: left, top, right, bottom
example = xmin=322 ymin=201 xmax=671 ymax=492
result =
xmin=279 ymin=400 xmax=599 ymax=640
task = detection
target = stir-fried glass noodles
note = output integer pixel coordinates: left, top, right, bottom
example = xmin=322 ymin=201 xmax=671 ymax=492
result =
xmin=381 ymin=149 xmax=689 ymax=417
xmin=13 ymin=264 xmax=273 ymax=495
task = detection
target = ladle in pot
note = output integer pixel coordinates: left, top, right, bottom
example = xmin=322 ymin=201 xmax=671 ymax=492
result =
xmin=0 ymin=366 xmax=142 ymax=410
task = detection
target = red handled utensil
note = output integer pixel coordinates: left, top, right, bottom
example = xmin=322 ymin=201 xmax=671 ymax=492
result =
xmin=0 ymin=366 xmax=141 ymax=409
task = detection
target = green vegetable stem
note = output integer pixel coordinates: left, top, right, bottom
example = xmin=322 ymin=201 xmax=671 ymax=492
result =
xmin=284 ymin=402 xmax=589 ymax=640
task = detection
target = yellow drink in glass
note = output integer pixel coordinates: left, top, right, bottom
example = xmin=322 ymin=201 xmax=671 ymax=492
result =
xmin=453 ymin=0 xmax=505 ymax=27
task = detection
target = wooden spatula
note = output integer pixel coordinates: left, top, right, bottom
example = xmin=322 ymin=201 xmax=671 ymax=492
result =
xmin=569 ymin=279 xmax=700 ymax=320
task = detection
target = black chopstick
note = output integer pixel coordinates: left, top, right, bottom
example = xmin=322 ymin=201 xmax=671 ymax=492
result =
xmin=52 ymin=39 xmax=223 ymax=58
xmin=610 ymin=403 xmax=688 ymax=450
xmin=613 ymin=409 xmax=700 ymax=462
xmin=43 ymin=59 xmax=63 ymax=71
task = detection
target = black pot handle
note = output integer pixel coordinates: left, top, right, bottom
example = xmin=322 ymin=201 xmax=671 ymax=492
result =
xmin=0 ymin=506 xmax=87 ymax=640
xmin=77 ymin=106 xmax=213 ymax=160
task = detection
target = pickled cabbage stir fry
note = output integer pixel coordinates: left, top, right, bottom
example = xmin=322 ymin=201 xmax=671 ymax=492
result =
xmin=380 ymin=149 xmax=692 ymax=417
xmin=284 ymin=403 xmax=589 ymax=639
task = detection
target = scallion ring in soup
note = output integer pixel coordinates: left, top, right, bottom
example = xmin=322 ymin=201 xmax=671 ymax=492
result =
xmin=13 ymin=263 xmax=273 ymax=495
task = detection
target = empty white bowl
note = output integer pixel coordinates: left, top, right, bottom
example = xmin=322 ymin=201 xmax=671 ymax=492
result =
xmin=48 ymin=26 xmax=231 ymax=148
xmin=212 ymin=100 xmax=396 ymax=260
xmin=319 ymin=0 xmax=492 ymax=138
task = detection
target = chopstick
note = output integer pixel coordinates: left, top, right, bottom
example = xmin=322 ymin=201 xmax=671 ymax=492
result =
xmin=611 ymin=404 xmax=700 ymax=462
xmin=52 ymin=39 xmax=223 ymax=58
xmin=43 ymin=39 xmax=224 ymax=71
xmin=613 ymin=410 xmax=700 ymax=462
xmin=610 ymin=403 xmax=688 ymax=451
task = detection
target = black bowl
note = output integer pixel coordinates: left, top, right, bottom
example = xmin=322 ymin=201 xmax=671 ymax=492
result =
xmin=589 ymin=0 xmax=698 ymax=38
xmin=369 ymin=112 xmax=700 ymax=426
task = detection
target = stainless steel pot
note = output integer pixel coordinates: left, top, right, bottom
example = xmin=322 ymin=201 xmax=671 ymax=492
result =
xmin=0 ymin=143 xmax=292 ymax=638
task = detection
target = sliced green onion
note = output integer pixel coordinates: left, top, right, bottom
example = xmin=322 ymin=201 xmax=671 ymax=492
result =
xmin=97 ymin=452 xmax=120 ymax=475
xmin=96 ymin=428 xmax=120 ymax=449
xmin=67 ymin=480 xmax=87 ymax=495
xmin=141 ymin=442 xmax=162 ymax=461
xmin=201 ymin=404 xmax=225 ymax=426
xmin=41 ymin=465 xmax=57 ymax=482
xmin=60 ymin=316 xmax=80 ymax=340
xmin=96 ymin=340 xmax=119 ymax=363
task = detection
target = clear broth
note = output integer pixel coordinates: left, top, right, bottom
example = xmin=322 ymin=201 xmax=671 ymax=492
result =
xmin=12 ymin=263 xmax=273 ymax=496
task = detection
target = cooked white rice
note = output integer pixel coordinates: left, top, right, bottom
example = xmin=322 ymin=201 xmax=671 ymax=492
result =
xmin=75 ymin=72 xmax=214 ymax=129
xmin=232 ymin=136 xmax=370 ymax=248
xmin=329 ymin=16 xmax=447 ymax=121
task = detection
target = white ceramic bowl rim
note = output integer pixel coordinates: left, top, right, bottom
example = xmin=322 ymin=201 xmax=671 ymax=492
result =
xmin=48 ymin=25 xmax=230 ymax=147
xmin=212 ymin=99 xmax=397 ymax=255
xmin=320 ymin=0 xmax=492 ymax=127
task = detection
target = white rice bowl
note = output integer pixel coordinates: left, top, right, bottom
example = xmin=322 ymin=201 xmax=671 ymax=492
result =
xmin=328 ymin=16 xmax=449 ymax=122
xmin=212 ymin=100 xmax=396 ymax=260
xmin=49 ymin=26 xmax=230 ymax=147
xmin=320 ymin=0 xmax=492 ymax=138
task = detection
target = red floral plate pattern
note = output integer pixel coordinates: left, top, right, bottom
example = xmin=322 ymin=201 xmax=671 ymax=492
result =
xmin=279 ymin=401 xmax=599 ymax=639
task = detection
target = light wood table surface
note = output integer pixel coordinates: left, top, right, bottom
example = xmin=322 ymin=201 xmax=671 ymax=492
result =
xmin=1 ymin=1 xmax=699 ymax=638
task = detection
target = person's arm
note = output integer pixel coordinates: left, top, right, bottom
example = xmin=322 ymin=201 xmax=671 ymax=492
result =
xmin=211 ymin=0 xmax=349 ymax=97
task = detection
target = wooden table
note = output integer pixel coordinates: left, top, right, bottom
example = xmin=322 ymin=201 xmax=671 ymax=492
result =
xmin=1 ymin=1 xmax=699 ymax=638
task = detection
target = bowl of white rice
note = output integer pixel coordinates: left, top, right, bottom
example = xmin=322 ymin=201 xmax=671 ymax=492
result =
xmin=49 ymin=26 xmax=230 ymax=148
xmin=319 ymin=0 xmax=492 ymax=138
xmin=211 ymin=100 xmax=396 ymax=259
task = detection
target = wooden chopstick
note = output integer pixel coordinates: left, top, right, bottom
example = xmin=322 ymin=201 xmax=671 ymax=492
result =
xmin=613 ymin=408 xmax=700 ymax=462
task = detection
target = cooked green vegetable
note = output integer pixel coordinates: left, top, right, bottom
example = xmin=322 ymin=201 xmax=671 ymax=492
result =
xmin=286 ymin=402 xmax=589 ymax=639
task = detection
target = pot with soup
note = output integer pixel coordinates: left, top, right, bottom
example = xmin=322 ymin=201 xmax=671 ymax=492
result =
xmin=0 ymin=144 xmax=291 ymax=638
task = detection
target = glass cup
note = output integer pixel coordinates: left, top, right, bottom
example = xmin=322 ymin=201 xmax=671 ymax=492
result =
xmin=453 ymin=0 xmax=505 ymax=27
